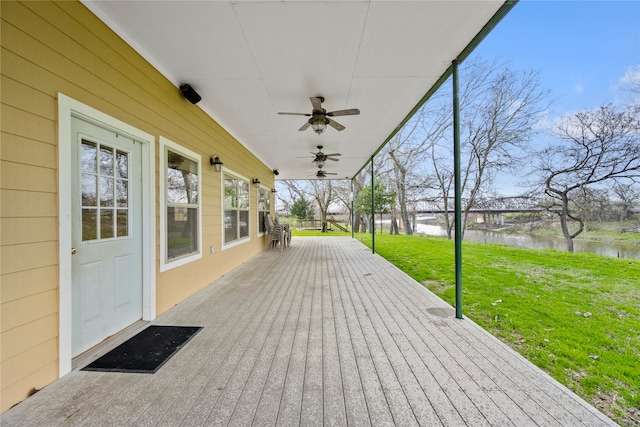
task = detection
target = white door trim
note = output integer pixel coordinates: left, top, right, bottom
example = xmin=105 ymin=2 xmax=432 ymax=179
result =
xmin=57 ymin=94 xmax=156 ymax=376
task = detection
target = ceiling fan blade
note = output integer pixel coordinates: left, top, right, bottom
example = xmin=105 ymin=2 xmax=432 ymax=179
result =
xmin=327 ymin=118 xmax=345 ymax=131
xmin=278 ymin=112 xmax=311 ymax=116
xmin=327 ymin=108 xmax=360 ymax=117
xmin=327 ymin=157 xmax=339 ymax=161
xmin=324 ymin=153 xmax=341 ymax=157
xmin=299 ymin=122 xmax=311 ymax=131
xmin=310 ymin=97 xmax=323 ymax=110
xmin=325 ymin=172 xmax=338 ymax=175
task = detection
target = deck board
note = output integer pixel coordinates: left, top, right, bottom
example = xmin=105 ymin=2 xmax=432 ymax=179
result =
xmin=1 ymin=237 xmax=617 ymax=426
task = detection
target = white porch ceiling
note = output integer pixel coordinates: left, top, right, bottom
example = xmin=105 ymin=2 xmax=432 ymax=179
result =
xmin=83 ymin=0 xmax=510 ymax=180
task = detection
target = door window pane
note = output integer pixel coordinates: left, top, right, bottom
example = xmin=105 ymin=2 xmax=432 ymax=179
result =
xmin=117 ymin=209 xmax=128 ymax=237
xmin=116 ymin=150 xmax=128 ymax=178
xmin=82 ymin=174 xmax=97 ymax=207
xmin=101 ymin=210 xmax=114 ymax=239
xmin=100 ymin=146 xmax=113 ymax=175
xmin=82 ymin=141 xmax=97 ymax=173
xmin=100 ymin=177 xmax=114 ymax=207
xmin=82 ymin=209 xmax=97 ymax=241
xmin=116 ymin=179 xmax=128 ymax=207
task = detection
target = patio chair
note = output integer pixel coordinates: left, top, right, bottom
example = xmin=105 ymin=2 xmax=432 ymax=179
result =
xmin=274 ymin=216 xmax=291 ymax=247
xmin=265 ymin=214 xmax=285 ymax=251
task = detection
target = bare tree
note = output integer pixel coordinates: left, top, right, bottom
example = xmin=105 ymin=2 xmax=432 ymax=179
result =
xmin=383 ymin=101 xmax=450 ymax=235
xmin=283 ymin=179 xmax=337 ymax=232
xmin=426 ymin=58 xmax=549 ymax=238
xmin=537 ymin=103 xmax=640 ymax=251
xmin=613 ymin=183 xmax=640 ymax=221
xmin=331 ymin=180 xmax=354 ymax=229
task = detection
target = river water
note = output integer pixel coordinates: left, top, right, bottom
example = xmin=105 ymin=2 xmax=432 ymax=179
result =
xmin=414 ymin=224 xmax=640 ymax=259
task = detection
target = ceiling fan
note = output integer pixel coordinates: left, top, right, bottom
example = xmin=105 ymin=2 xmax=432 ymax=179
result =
xmin=314 ymin=170 xmax=338 ymax=179
xmin=278 ymin=96 xmax=360 ymax=134
xmin=306 ymin=145 xmax=340 ymax=168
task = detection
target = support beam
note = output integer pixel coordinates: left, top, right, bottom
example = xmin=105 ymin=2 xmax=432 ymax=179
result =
xmin=351 ymin=179 xmax=355 ymax=239
xmin=371 ymin=156 xmax=375 ymax=254
xmin=453 ymin=59 xmax=463 ymax=319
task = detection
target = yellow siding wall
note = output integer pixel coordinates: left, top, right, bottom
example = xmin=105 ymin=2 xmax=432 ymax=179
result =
xmin=1 ymin=0 xmax=273 ymax=412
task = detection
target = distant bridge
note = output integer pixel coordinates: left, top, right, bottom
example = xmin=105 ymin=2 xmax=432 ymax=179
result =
xmin=413 ymin=196 xmax=543 ymax=215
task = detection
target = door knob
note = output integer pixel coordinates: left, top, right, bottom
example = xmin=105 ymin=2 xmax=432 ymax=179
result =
xmin=71 ymin=248 xmax=77 ymax=255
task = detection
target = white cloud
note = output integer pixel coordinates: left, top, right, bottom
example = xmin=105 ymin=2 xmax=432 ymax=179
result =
xmin=619 ymin=64 xmax=640 ymax=85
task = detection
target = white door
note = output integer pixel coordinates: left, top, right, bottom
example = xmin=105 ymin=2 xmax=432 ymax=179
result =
xmin=71 ymin=117 xmax=143 ymax=356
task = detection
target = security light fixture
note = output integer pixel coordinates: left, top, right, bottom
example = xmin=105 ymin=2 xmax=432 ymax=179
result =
xmin=179 ymin=84 xmax=201 ymax=104
xmin=252 ymin=178 xmax=261 ymax=188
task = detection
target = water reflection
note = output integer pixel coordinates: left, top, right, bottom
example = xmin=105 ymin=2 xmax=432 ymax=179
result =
xmin=415 ymin=224 xmax=640 ymax=259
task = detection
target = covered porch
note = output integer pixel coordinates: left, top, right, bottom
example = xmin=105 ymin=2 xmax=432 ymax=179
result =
xmin=2 ymin=237 xmax=614 ymax=426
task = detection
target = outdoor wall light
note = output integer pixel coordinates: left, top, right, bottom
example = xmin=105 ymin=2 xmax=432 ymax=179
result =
xmin=252 ymin=178 xmax=261 ymax=188
xmin=209 ymin=155 xmax=223 ymax=172
xmin=272 ymin=188 xmax=277 ymax=194
xmin=179 ymin=84 xmax=201 ymax=104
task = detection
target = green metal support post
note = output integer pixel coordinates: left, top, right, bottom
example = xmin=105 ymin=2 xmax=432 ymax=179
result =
xmin=371 ymin=156 xmax=375 ymax=254
xmin=351 ymin=179 xmax=354 ymax=239
xmin=453 ymin=59 xmax=463 ymax=319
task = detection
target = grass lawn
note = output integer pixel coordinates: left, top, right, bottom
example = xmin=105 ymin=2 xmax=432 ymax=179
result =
xmin=291 ymin=228 xmax=352 ymax=237
xmin=352 ymin=232 xmax=640 ymax=426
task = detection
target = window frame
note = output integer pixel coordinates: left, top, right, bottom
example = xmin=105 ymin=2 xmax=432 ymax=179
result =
xmin=257 ymin=186 xmax=271 ymax=236
xmin=222 ymin=170 xmax=251 ymax=249
xmin=159 ymin=136 xmax=202 ymax=272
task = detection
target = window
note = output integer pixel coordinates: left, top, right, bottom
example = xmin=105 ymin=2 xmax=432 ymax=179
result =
xmin=258 ymin=187 xmax=270 ymax=235
xmin=224 ymin=172 xmax=250 ymax=244
xmin=160 ymin=137 xmax=201 ymax=271
xmin=80 ymin=140 xmax=130 ymax=241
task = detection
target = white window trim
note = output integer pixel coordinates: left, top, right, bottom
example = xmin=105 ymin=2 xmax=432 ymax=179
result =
xmin=57 ymin=93 xmax=156 ymax=376
xmin=222 ymin=169 xmax=251 ymax=250
xmin=159 ymin=136 xmax=202 ymax=272
xmin=257 ymin=186 xmax=270 ymax=237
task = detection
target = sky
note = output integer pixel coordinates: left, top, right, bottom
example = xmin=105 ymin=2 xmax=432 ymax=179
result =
xmin=467 ymin=0 xmax=640 ymax=193
xmin=473 ymin=0 xmax=640 ymax=115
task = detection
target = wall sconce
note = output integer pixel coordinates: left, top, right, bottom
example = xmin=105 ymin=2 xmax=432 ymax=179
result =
xmin=179 ymin=84 xmax=201 ymax=104
xmin=252 ymin=178 xmax=261 ymax=188
xmin=209 ymin=155 xmax=223 ymax=172
xmin=271 ymin=188 xmax=277 ymax=194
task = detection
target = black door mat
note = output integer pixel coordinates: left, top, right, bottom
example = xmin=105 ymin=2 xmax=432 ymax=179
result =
xmin=82 ymin=325 xmax=202 ymax=374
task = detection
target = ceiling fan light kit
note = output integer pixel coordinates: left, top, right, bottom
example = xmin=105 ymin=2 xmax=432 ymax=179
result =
xmin=310 ymin=116 xmax=330 ymax=134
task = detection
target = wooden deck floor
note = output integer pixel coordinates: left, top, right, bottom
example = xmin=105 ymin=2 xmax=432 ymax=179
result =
xmin=2 ymin=237 xmax=616 ymax=426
